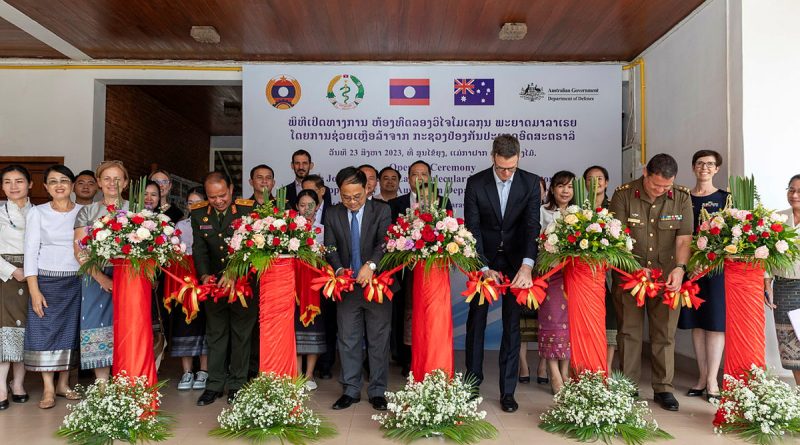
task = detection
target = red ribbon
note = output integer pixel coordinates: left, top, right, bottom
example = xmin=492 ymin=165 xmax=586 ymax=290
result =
xmin=363 ymin=264 xmax=405 ymax=303
xmin=161 ymin=267 xmax=216 ymax=323
xmin=219 ymin=276 xmax=253 ymax=307
xmin=461 ymin=271 xmax=510 ymax=305
xmin=663 ymin=280 xmax=705 ymax=310
xmin=611 ymin=266 xmax=664 ymax=307
xmin=308 ymin=264 xmax=355 ymax=302
xmin=514 ymin=262 xmax=565 ymax=310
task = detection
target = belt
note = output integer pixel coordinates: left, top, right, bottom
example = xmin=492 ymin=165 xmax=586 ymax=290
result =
xmin=0 ymin=254 xmax=23 ymax=263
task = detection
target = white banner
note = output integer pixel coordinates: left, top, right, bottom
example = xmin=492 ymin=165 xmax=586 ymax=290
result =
xmin=243 ymin=64 xmax=621 ymax=349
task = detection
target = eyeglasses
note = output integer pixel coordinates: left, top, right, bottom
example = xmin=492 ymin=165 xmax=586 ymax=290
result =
xmin=341 ymin=194 xmax=363 ymax=203
xmin=153 ymin=179 xmax=170 ymax=186
xmin=788 ymin=188 xmax=800 ymax=195
xmin=46 ymin=179 xmax=72 ymax=186
xmin=694 ymin=161 xmax=717 ymax=169
xmin=493 ymin=164 xmax=517 ymax=173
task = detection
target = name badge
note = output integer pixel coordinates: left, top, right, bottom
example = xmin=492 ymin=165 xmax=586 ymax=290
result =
xmin=199 ymin=224 xmax=213 ymax=230
xmin=660 ymin=215 xmax=683 ymax=221
xmin=627 ymin=218 xmax=641 ymax=224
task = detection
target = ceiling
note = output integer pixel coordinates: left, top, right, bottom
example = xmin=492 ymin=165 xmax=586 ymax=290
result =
xmin=1 ymin=0 xmax=706 ymax=62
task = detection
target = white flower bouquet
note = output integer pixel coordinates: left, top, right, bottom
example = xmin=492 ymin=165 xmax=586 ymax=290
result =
xmin=372 ymin=370 xmax=497 ymax=444
xmin=539 ymin=371 xmax=672 ymax=445
xmin=712 ymin=365 xmax=800 ymax=444
xmin=211 ymin=373 xmax=336 ymax=444
xmin=57 ymin=372 xmax=172 ymax=445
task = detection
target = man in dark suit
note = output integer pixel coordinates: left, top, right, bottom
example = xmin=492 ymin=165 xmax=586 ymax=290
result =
xmin=248 ymin=164 xmax=275 ymax=206
xmin=324 ymin=167 xmax=392 ymax=411
xmin=387 ymin=159 xmax=452 ymax=375
xmin=191 ymin=171 xmax=257 ymax=406
xmin=463 ymin=134 xmax=541 ymax=413
xmin=284 ymin=149 xmax=332 ymax=209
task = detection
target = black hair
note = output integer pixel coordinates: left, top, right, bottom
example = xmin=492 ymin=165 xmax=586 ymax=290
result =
xmin=145 ymin=180 xmax=162 ymax=204
xmin=76 ymin=169 xmax=96 ymax=180
xmin=301 ymin=174 xmax=325 ymax=189
xmin=43 ymin=164 xmax=76 ymax=183
xmin=335 ymin=167 xmax=367 ymax=189
xmin=358 ymin=164 xmax=378 ymax=177
xmin=1 ymin=164 xmax=31 ymax=183
xmin=296 ymin=189 xmax=320 ymax=208
xmin=691 ymin=149 xmax=723 ymax=167
xmin=583 ymin=165 xmax=609 ymax=181
xmin=646 ymin=153 xmax=679 ymax=179
xmin=408 ymin=160 xmax=431 ymax=175
xmin=249 ymin=164 xmax=274 ymax=179
xmin=187 ymin=186 xmax=206 ymax=200
xmin=492 ymin=134 xmax=521 ymax=158
xmin=292 ymin=149 xmax=312 ymax=163
xmin=203 ymin=171 xmax=232 ymax=187
xmin=379 ymin=166 xmax=401 ymax=181
xmin=789 ymin=174 xmax=800 ymax=186
xmin=545 ymin=170 xmax=576 ymax=211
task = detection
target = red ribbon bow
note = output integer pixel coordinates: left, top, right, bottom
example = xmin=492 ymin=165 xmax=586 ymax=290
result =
xmin=617 ymin=268 xmax=664 ymax=307
xmin=663 ymin=280 xmax=705 ymax=310
xmin=514 ymin=262 xmax=565 ymax=310
xmin=462 ymin=271 xmax=510 ymax=305
xmin=310 ymin=265 xmax=355 ymax=302
xmin=363 ymin=264 xmax=404 ymax=304
xmin=161 ymin=267 xmax=218 ymax=323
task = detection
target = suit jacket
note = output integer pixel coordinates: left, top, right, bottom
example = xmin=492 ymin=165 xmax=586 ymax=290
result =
xmin=463 ymin=167 xmax=541 ymax=270
xmin=388 ymin=193 xmax=453 ymax=221
xmin=323 ymin=199 xmax=391 ymax=273
xmin=284 ymin=181 xmax=333 ymax=209
xmin=191 ymin=199 xmax=254 ymax=278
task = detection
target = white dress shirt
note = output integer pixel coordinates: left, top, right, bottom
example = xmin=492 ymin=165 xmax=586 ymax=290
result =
xmin=24 ymin=203 xmax=83 ymax=276
xmin=0 ymin=199 xmax=31 ymax=281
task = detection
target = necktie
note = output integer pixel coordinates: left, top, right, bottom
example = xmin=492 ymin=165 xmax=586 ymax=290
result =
xmin=350 ymin=210 xmax=362 ymax=271
xmin=500 ymin=181 xmax=508 ymax=218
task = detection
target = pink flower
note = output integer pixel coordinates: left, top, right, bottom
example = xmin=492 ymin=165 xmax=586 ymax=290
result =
xmin=776 ymin=240 xmax=789 ymax=254
xmin=696 ymin=236 xmax=708 ymax=250
xmin=754 ymin=246 xmax=769 ymax=259
xmin=288 ymin=238 xmax=301 ymax=252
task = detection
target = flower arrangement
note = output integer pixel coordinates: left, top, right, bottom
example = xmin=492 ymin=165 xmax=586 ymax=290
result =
xmin=539 ymin=371 xmax=672 ymax=445
xmin=712 ymin=365 xmax=800 ymax=444
xmin=689 ymin=177 xmax=800 ymax=273
xmin=382 ymin=180 xmax=481 ymax=272
xmin=537 ymin=178 xmax=639 ymax=272
xmin=57 ymin=372 xmax=172 ymax=445
xmin=225 ymin=188 xmax=325 ymax=278
xmin=372 ymin=370 xmax=497 ymax=444
xmin=210 ymin=373 xmax=336 ymax=445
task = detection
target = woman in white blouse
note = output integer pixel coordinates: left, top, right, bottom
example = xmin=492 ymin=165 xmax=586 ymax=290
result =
xmin=0 ymin=164 xmax=33 ymax=410
xmin=24 ymin=165 xmax=83 ymax=409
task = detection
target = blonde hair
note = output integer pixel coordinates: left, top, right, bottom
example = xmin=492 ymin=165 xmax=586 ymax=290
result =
xmin=96 ymin=160 xmax=129 ymax=181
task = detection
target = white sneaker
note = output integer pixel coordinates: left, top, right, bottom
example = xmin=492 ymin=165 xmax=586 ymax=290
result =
xmin=305 ymin=380 xmax=318 ymax=391
xmin=193 ymin=371 xmax=208 ymax=390
xmin=177 ymin=372 xmax=194 ymax=391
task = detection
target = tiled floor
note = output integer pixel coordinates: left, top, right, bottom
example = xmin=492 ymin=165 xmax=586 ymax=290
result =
xmin=0 ymin=352 xmax=758 ymax=444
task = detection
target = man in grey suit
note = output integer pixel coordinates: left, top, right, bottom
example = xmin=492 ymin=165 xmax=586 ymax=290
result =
xmin=324 ymin=167 xmax=392 ymax=411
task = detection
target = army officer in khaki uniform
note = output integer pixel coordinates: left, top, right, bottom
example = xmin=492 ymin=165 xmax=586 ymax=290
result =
xmin=191 ymin=171 xmax=256 ymax=406
xmin=610 ymin=154 xmax=693 ymax=412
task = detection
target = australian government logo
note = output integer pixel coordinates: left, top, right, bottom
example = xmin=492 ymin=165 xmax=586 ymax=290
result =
xmin=327 ymin=74 xmax=365 ymax=110
xmin=519 ymin=82 xmax=600 ymax=103
xmin=265 ymin=75 xmax=301 ymax=109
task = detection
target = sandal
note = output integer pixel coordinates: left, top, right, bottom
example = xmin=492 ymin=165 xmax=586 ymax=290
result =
xmin=56 ymin=390 xmax=81 ymax=400
xmin=39 ymin=392 xmax=56 ymax=409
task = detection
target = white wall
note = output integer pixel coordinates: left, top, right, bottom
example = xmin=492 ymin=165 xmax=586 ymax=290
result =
xmin=0 ymin=67 xmax=241 ymax=174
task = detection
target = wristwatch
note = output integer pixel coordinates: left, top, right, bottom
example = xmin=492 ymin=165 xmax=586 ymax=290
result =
xmin=366 ymin=261 xmax=377 ymax=271
xmin=676 ymin=263 xmax=687 ymax=272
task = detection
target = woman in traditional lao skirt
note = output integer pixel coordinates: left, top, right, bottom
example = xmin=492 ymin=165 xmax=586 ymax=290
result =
xmin=538 ymin=170 xmax=575 ymax=394
xmin=23 ymin=165 xmax=83 ymax=409
xmin=73 ymin=161 xmax=129 ymax=381
xmin=768 ymin=173 xmax=800 ymax=384
xmin=0 ymin=165 xmax=32 ymax=411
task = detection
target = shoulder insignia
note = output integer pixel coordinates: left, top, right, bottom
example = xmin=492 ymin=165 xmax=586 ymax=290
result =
xmin=615 ymin=184 xmax=631 ymax=192
xmin=674 ymin=185 xmax=691 ymax=194
xmin=190 ymin=200 xmax=208 ymax=211
xmin=235 ymin=198 xmax=255 ymax=207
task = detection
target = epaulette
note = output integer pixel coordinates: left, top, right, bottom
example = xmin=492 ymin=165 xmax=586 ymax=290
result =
xmin=615 ymin=183 xmax=631 ymax=192
xmin=674 ymin=185 xmax=691 ymax=194
xmin=235 ymin=198 xmax=255 ymax=206
xmin=190 ymin=200 xmax=208 ymax=211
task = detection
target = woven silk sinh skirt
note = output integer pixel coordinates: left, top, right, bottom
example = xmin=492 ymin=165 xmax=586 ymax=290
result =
xmin=24 ymin=271 xmax=81 ymax=371
xmin=774 ymin=276 xmax=800 ymax=371
xmin=0 ymin=254 xmax=27 ymax=363
xmin=80 ymin=267 xmax=113 ymax=369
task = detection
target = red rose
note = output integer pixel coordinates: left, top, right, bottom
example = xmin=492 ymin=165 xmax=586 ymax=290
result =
xmin=268 ymin=225 xmax=275 ymax=231
xmin=110 ymin=222 xmax=122 ymax=231
xmin=232 ymin=219 xmax=242 ymax=229
xmin=121 ymin=244 xmax=132 ymax=254
xmin=457 ymin=218 xmax=464 ymax=225
xmin=599 ymin=222 xmax=606 ymax=228
xmin=288 ymin=210 xmax=298 ymax=219
xmin=106 ymin=204 xmax=116 ymax=213
xmin=709 ymin=227 xmax=721 ymax=235
xmin=420 ymin=213 xmax=433 ymax=223
xmin=306 ymin=238 xmax=315 ymax=246
xmin=174 ymin=229 xmax=182 ymax=236
xmin=306 ymin=223 xmax=312 ymax=231
xmin=745 ymin=213 xmax=754 ymax=220
xmin=228 ymin=246 xmax=235 ymax=254
xmin=280 ymin=225 xmax=287 ymax=232
xmin=273 ymin=207 xmax=280 ymax=214
xmin=315 ymin=227 xmax=322 ymax=234
xmin=713 ymin=409 xmax=726 ymax=427
xmin=414 ymin=239 xmax=425 ymax=249
xmin=422 ymin=230 xmax=436 ymax=243
xmin=624 ymin=227 xmax=631 ymax=234
xmin=707 ymin=252 xmax=717 ymax=261
xmin=245 ymin=239 xmax=254 ymax=247
xmin=437 ymin=233 xmax=445 ymax=242
xmin=161 ymin=221 xmax=168 ymax=227
xmin=250 ymin=212 xmax=259 ymax=219
xmin=81 ymin=236 xmax=90 ymax=245
xmin=147 ymin=245 xmax=154 ymax=252
xmin=567 ymin=234 xmax=577 ymax=243
xmin=155 ymin=236 xmax=166 ymax=245
xmin=596 ymin=207 xmax=603 ymax=212
xmin=272 ymin=237 xmax=281 ymax=246
xmin=114 ymin=236 xmax=121 ymax=243
xmin=742 ymin=224 xmax=752 ymax=232
xmin=437 ymin=246 xmax=443 ymax=253
xmin=761 ymin=231 xmax=770 ymax=238
xmin=245 ymin=224 xmax=253 ymax=232
xmin=413 ymin=209 xmax=420 ymax=216
xmin=539 ymin=234 xmax=547 ymax=240
xmin=289 ymin=222 xmax=298 ymax=230
xmin=757 ymin=218 xmax=764 ymax=227
xmin=574 ymin=231 xmax=582 ymax=237
xmin=131 ymin=215 xmax=145 ymax=225
xmin=771 ymin=223 xmax=784 ymax=233
xmin=446 ymin=210 xmax=454 ymax=217
xmin=748 ymin=234 xmax=758 ymax=242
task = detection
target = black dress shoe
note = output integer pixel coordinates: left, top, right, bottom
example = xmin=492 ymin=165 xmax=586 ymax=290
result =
xmin=537 ymin=376 xmax=550 ymax=385
xmin=518 ymin=376 xmax=531 ymax=384
xmin=227 ymin=389 xmax=239 ymax=404
xmin=317 ymin=368 xmax=333 ymax=380
xmin=332 ymin=394 xmax=360 ymax=410
xmin=654 ymin=392 xmax=679 ymax=411
xmin=0 ymin=399 xmax=8 ymax=410
xmin=11 ymin=393 xmax=29 ymax=403
xmin=686 ymin=387 xmax=706 ymax=397
xmin=401 ymin=366 xmax=410 ymax=378
xmin=196 ymin=389 xmax=223 ymax=406
xmin=369 ymin=396 xmax=388 ymax=411
xmin=500 ymin=394 xmax=518 ymax=413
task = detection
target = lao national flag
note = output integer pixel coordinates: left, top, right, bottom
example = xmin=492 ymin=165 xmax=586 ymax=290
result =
xmin=389 ymin=79 xmax=430 ymax=105
xmin=454 ymin=78 xmax=494 ymax=105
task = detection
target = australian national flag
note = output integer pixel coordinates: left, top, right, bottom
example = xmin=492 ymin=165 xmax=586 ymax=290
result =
xmin=454 ymin=78 xmax=494 ymax=105
xmin=389 ymin=78 xmax=430 ymax=105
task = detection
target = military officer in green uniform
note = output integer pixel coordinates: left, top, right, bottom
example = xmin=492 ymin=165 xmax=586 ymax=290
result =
xmin=191 ymin=171 xmax=256 ymax=406
xmin=610 ymin=154 xmax=693 ymax=412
